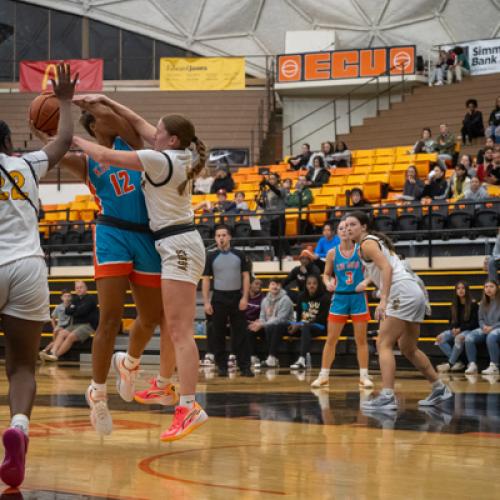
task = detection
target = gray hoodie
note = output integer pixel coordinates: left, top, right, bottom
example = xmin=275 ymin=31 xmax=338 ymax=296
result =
xmin=479 ymin=299 xmax=500 ymax=330
xmin=259 ymin=288 xmax=294 ymax=326
xmin=492 ymin=234 xmax=500 ymax=261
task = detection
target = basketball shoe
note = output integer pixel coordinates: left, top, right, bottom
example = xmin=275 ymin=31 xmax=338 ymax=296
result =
xmin=0 ymin=428 xmax=28 ymax=487
xmin=85 ymin=385 xmax=113 ymax=436
xmin=359 ymin=374 xmax=374 ymax=389
xmin=134 ymin=378 xmax=179 ymax=406
xmin=361 ymin=391 xmax=398 ymax=411
xmin=160 ymin=402 xmax=208 ymax=442
xmin=311 ymin=375 xmax=329 ymax=388
xmin=112 ymin=352 xmax=139 ymax=402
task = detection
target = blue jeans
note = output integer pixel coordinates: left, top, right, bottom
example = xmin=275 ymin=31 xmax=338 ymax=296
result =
xmin=464 ymin=328 xmax=487 ymax=363
xmin=437 ymin=329 xmax=469 ymax=364
xmin=486 ymin=328 xmax=500 ymax=365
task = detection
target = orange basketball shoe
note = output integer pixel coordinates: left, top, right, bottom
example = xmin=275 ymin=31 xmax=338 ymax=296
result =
xmin=160 ymin=402 xmax=208 ymax=442
xmin=134 ymin=378 xmax=179 ymax=406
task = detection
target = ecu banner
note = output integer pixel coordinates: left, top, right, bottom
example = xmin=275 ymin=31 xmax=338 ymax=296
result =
xmin=159 ymin=57 xmax=245 ymax=91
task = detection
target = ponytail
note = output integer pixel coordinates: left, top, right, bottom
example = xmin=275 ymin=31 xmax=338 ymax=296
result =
xmin=177 ymin=137 xmax=207 ymax=195
xmin=370 ymin=230 xmax=397 ymax=254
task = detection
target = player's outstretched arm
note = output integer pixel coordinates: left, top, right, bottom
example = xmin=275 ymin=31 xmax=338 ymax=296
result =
xmin=43 ymin=64 xmax=78 ymax=169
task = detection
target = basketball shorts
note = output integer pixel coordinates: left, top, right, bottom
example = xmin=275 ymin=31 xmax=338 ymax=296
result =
xmin=329 ymin=292 xmax=370 ymax=323
xmin=386 ymin=279 xmax=426 ymax=323
xmin=67 ymin=322 xmax=94 ymax=342
xmin=94 ymin=224 xmax=161 ymax=288
xmin=155 ymin=230 xmax=206 ymax=286
xmin=0 ymin=256 xmax=50 ymax=322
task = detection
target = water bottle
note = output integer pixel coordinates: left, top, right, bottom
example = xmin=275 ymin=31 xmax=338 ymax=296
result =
xmin=305 ymin=353 xmax=312 ymax=370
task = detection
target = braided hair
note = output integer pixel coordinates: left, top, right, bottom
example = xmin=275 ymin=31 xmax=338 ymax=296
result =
xmin=0 ymin=120 xmax=11 ymax=152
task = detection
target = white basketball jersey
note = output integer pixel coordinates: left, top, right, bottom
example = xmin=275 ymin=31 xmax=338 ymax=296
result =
xmin=0 ymin=151 xmax=48 ymax=266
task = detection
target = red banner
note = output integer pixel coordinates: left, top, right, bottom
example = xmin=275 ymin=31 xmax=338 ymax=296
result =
xmin=19 ymin=59 xmax=103 ymax=93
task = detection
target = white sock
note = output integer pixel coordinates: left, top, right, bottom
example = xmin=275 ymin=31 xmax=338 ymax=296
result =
xmin=156 ymin=375 xmax=171 ymax=389
xmin=359 ymin=368 xmax=368 ymax=378
xmin=124 ymin=353 xmax=140 ymax=370
xmin=381 ymin=388 xmax=394 ymax=396
xmin=319 ymin=368 xmax=330 ymax=377
xmin=179 ymin=394 xmax=195 ymax=409
xmin=432 ymin=379 xmax=445 ymax=390
xmin=91 ymin=380 xmax=107 ymax=394
xmin=11 ymin=414 xmax=29 ymax=435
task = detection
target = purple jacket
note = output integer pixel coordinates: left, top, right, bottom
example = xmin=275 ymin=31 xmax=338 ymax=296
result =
xmin=245 ymin=293 xmax=264 ymax=322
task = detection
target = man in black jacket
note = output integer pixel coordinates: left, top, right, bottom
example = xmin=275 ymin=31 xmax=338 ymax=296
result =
xmin=288 ymin=143 xmax=312 ymax=170
xmin=210 ymin=166 xmax=235 ymax=193
xmin=43 ymin=281 xmax=99 ymax=361
xmin=282 ymin=250 xmax=321 ymax=303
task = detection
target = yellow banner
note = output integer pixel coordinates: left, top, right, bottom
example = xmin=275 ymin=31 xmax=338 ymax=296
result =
xmin=159 ymin=57 xmax=245 ymax=91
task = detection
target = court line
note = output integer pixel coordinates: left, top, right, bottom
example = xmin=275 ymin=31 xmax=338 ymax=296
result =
xmin=21 ymin=484 xmax=148 ymax=500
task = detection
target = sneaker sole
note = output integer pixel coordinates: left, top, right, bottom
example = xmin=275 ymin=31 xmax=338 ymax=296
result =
xmin=361 ymin=403 xmax=398 ymax=411
xmin=112 ymin=354 xmax=135 ymax=403
xmin=418 ymin=391 xmax=454 ymax=407
xmin=134 ymin=393 xmax=179 ymax=406
xmin=86 ymin=388 xmax=113 ymax=436
xmin=160 ymin=412 xmax=208 ymax=442
xmin=0 ymin=429 xmax=26 ymax=488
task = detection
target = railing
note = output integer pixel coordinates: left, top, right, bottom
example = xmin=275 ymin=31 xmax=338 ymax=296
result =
xmin=282 ymin=64 xmax=411 ymax=155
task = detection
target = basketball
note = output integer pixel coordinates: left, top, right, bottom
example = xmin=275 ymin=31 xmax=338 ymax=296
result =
xmin=29 ymin=92 xmax=60 ymax=136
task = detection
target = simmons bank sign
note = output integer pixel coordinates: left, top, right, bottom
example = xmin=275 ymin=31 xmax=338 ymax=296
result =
xmin=277 ymin=45 xmax=415 ymax=83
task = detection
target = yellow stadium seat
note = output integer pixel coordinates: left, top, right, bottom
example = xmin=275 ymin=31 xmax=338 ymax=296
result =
xmin=354 ymin=157 xmax=373 ymax=166
xmin=314 ymin=194 xmax=336 ymax=206
xmin=285 ymin=211 xmax=299 ymax=236
xmin=367 ymin=173 xmax=390 ymax=183
xmin=375 ymin=148 xmax=396 ymax=156
xmin=320 ymin=185 xmax=340 ymax=196
xmin=308 ymin=204 xmax=328 ymax=226
xmin=353 ymin=149 xmax=374 ymax=158
xmin=205 ymin=194 xmax=218 ymax=202
xmin=371 ymin=164 xmax=391 ymax=173
xmin=332 ymin=167 xmax=352 ymax=176
xmin=328 ymin=176 xmax=346 ymax=187
xmin=363 ymin=182 xmax=382 ymax=202
xmin=237 ymin=183 xmax=255 ymax=192
xmin=487 ymin=185 xmax=500 ymax=197
xmin=389 ymin=170 xmax=406 ymax=190
xmin=75 ymin=194 xmax=92 ymax=203
xmin=347 ymin=174 xmax=367 ymax=185
xmin=353 ymin=166 xmax=372 ymax=175
xmin=374 ymin=156 xmax=394 ymax=165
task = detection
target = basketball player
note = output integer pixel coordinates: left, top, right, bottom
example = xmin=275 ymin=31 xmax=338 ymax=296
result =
xmin=311 ymin=218 xmax=373 ymax=389
xmin=73 ymin=99 xmax=208 ymax=441
xmin=0 ymin=64 xmax=76 ymax=487
xmin=32 ymin=97 xmax=177 ymax=436
xmin=345 ymin=211 xmax=452 ymax=410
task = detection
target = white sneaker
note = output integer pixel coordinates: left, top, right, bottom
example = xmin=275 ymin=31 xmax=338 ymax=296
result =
xmin=112 ymin=352 xmax=138 ymax=402
xmin=202 ymin=353 xmax=215 ymax=367
xmin=228 ymin=354 xmax=237 ymax=370
xmin=250 ymin=356 xmax=261 ymax=369
xmin=481 ymin=363 xmax=499 ymax=375
xmin=436 ymin=362 xmax=451 ymax=373
xmin=290 ymin=357 xmax=306 ymax=370
xmin=361 ymin=392 xmax=398 ymax=411
xmin=359 ymin=375 xmax=374 ymax=389
xmin=418 ymin=383 xmax=453 ymax=406
xmin=435 ymin=81 xmax=443 ymax=86
xmin=311 ymin=375 xmax=329 ymax=388
xmin=465 ymin=362 xmax=478 ymax=375
xmin=450 ymin=362 xmax=465 ymax=372
xmin=85 ymin=385 xmax=112 ymax=436
xmin=263 ymin=356 xmax=279 ymax=368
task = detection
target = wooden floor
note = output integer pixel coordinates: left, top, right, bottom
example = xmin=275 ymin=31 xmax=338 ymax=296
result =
xmin=1 ymin=364 xmax=499 ymax=499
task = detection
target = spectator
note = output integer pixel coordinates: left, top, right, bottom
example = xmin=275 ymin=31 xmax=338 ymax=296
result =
xmin=477 ymin=147 xmax=495 ymax=182
xmin=463 ymin=176 xmax=488 ymax=202
xmin=202 ymin=225 xmax=253 ymax=377
xmin=288 ymin=143 xmax=312 ymax=170
xmin=330 ymin=141 xmax=351 ymax=167
xmin=484 ymin=150 xmax=500 ymax=185
xmin=429 ymin=50 xmax=448 ymax=86
xmin=39 ymin=290 xmax=72 ymax=361
xmin=304 ymin=222 xmax=340 ymax=273
xmin=463 ymin=280 xmax=500 ymax=374
xmin=476 ymin=137 xmax=495 ymax=165
xmin=486 ymin=96 xmax=500 ymax=144
xmin=42 ymin=281 xmax=98 ymax=361
xmin=411 ymin=128 xmax=436 ymax=154
xmin=422 ymin=165 xmax=448 ymax=200
xmin=484 ymin=229 xmax=500 ymax=282
xmin=305 ymin=156 xmax=330 ymax=187
xmin=247 ymin=279 xmax=294 ymax=368
xmin=459 ymin=154 xmax=476 ymax=177
xmin=234 ymin=191 xmax=249 ymax=212
xmin=245 ymin=279 xmax=264 ymax=368
xmin=257 ymin=173 xmax=291 ymax=260
xmin=446 ymin=163 xmax=471 ymax=200
xmin=213 ymin=189 xmax=236 ymax=213
xmin=396 ymin=165 xmax=424 ymax=201
xmin=194 ymin=167 xmax=214 ymax=194
xmin=282 ymin=178 xmax=292 ymax=195
xmin=461 ymin=99 xmax=484 ymax=145
xmin=436 ymin=281 xmax=479 ymax=373
xmin=210 ymin=166 xmax=235 ymax=193
xmin=434 ymin=123 xmax=456 ymax=170
xmin=288 ymin=274 xmax=330 ymax=369
xmin=282 ymin=249 xmax=321 ymax=302
xmin=309 ymin=141 xmax=336 ymax=168
xmin=285 ymin=175 xmax=314 ymax=208
xmin=349 ymin=188 xmax=371 ymax=208
xmin=447 ymin=46 xmax=470 ymax=84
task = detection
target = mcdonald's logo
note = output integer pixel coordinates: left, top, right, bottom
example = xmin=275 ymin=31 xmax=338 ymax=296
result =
xmin=41 ymin=63 xmax=58 ymax=91
xmin=277 ymin=46 xmax=415 ymax=83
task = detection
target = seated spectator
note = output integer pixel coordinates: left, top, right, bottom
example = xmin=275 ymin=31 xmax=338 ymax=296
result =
xmin=288 ymin=143 xmax=312 ymax=171
xmin=349 ymin=188 xmax=371 ymax=208
xmin=41 ymin=281 xmax=98 ymax=361
xmin=396 ymin=165 xmax=424 ymax=201
xmin=282 ymin=249 xmax=321 ymax=303
xmin=484 ymin=150 xmax=500 ymax=185
xmin=305 ymin=156 xmax=330 ymax=187
xmin=436 ymin=281 xmax=478 ymax=373
xmin=459 ymin=154 xmax=476 ymax=177
xmin=486 ymin=96 xmax=500 ymax=144
xmin=194 ymin=167 xmax=214 ymax=194
xmin=285 ymin=175 xmax=314 ymax=208
xmin=484 ymin=228 xmax=500 ymax=282
xmin=463 ymin=176 xmax=488 ymax=202
xmin=447 ymin=46 xmax=469 ymax=84
xmin=245 ymin=279 xmax=264 ymax=368
xmin=309 ymin=141 xmax=336 ymax=168
xmin=477 ymin=147 xmax=495 ymax=182
xmin=288 ymin=274 xmax=330 ymax=369
xmin=330 ymin=141 xmax=351 ymax=167
xmin=39 ymin=290 xmax=72 ymax=361
xmin=210 ymin=166 xmax=235 ymax=193
xmin=446 ymin=163 xmax=471 ymax=200
xmin=304 ymin=222 xmax=340 ymax=272
xmin=411 ymin=128 xmax=436 ymax=154
xmin=461 ymin=99 xmax=484 ymax=145
xmin=234 ymin=191 xmax=249 ymax=212
xmin=476 ymin=137 xmax=495 ymax=165
xmin=422 ymin=165 xmax=448 ymax=200
xmin=462 ymin=280 xmax=500 ymax=375
xmin=434 ymin=123 xmax=456 ymax=170
xmin=429 ymin=50 xmax=448 ymax=86
xmin=247 ymin=279 xmax=294 ymax=368
xmin=214 ymin=189 xmax=236 ymax=213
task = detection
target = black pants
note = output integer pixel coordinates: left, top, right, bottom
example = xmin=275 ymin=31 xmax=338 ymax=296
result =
xmin=269 ymin=215 xmax=290 ymax=258
xmin=264 ymin=322 xmax=289 ymax=357
xmin=461 ymin=124 xmax=484 ymax=143
xmin=247 ymin=325 xmax=266 ymax=357
xmin=297 ymin=323 xmax=324 ymax=357
xmin=211 ymin=291 xmax=251 ymax=370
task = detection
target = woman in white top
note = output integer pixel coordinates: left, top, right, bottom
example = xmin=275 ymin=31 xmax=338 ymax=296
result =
xmin=73 ymin=107 xmax=208 ymax=442
xmin=345 ymin=211 xmax=452 ymax=411
xmin=194 ymin=167 xmax=214 ymax=194
xmin=0 ymin=64 xmax=77 ymax=487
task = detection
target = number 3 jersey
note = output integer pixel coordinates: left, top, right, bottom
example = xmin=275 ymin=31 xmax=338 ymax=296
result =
xmin=0 ymin=150 xmax=48 ymax=266
xmin=87 ymin=137 xmax=149 ymax=225
xmin=333 ymin=243 xmax=364 ymax=292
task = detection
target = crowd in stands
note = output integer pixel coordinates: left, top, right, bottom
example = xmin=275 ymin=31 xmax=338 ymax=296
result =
xmin=429 ymin=46 xmax=469 ymax=86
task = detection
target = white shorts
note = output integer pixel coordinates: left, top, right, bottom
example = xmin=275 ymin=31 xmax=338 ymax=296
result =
xmin=0 ymin=256 xmax=50 ymax=322
xmin=155 ymin=230 xmax=205 ymax=286
xmin=386 ymin=279 xmax=426 ymax=323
